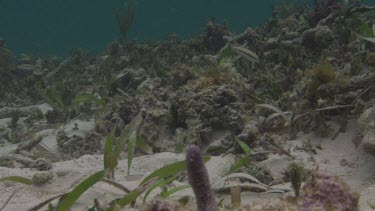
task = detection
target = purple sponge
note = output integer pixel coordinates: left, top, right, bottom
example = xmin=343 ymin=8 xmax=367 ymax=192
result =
xmin=186 ymin=145 xmax=218 ymax=211
xmin=301 ymin=171 xmax=359 ymax=211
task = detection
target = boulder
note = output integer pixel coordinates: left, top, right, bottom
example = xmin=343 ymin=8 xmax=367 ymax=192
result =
xmin=359 ymin=105 xmax=375 ymax=156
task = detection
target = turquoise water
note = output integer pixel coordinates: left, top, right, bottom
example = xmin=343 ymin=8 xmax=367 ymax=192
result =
xmin=0 ymin=0 xmax=278 ymax=56
xmin=2 ymin=0 xmax=373 ymax=56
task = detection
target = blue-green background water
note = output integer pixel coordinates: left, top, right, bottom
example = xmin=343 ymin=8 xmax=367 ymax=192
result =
xmin=0 ymin=0 xmax=373 ymax=56
xmin=0 ymin=0 xmax=280 ymax=56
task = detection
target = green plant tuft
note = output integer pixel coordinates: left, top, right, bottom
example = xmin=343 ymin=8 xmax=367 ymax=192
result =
xmin=309 ymin=62 xmax=336 ymax=85
xmin=230 ymin=138 xmax=252 ymax=173
xmin=287 ymin=162 xmax=304 ymax=197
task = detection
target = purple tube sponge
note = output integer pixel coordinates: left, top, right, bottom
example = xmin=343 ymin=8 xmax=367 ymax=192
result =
xmin=301 ymin=171 xmax=359 ymax=211
xmin=186 ymin=145 xmax=218 ymax=211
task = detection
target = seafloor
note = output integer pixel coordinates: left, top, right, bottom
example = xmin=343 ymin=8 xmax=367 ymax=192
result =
xmin=0 ymin=1 xmax=375 ymax=210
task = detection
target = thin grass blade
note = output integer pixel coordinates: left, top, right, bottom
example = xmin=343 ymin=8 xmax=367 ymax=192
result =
xmin=114 ymin=111 xmax=142 ymax=159
xmin=0 ymin=176 xmax=33 ymax=185
xmin=143 ymin=175 xmax=177 ymax=203
xmin=56 ymin=170 xmax=105 ymax=211
xmin=139 ymin=156 xmax=210 ymax=186
xmin=253 ymin=104 xmax=290 ymax=124
xmin=29 ymin=193 xmax=66 ymax=211
xmin=230 ymin=155 xmax=251 ymax=173
xmin=136 ymin=134 xmax=153 ymax=154
xmin=214 ymin=173 xmax=268 ymax=188
xmin=112 ymin=177 xmax=157 ymax=208
xmin=160 ymin=185 xmax=191 ymax=198
xmin=236 ymin=139 xmax=251 ymax=155
xmin=0 ymin=189 xmax=16 ymax=211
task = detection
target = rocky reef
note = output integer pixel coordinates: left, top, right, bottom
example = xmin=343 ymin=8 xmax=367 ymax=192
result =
xmin=0 ymin=0 xmax=374 ymax=210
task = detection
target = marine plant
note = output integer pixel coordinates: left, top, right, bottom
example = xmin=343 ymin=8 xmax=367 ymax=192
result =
xmin=44 ymin=84 xmax=106 ymax=123
xmin=0 ymin=112 xmax=204 ymax=210
xmin=115 ymin=0 xmax=139 ymax=43
xmin=230 ymin=138 xmax=252 ymax=173
xmin=286 ymin=162 xmax=304 ymax=197
xmin=309 ymin=61 xmax=336 ymax=85
xmin=333 ymin=1 xmax=375 ymax=45
xmin=253 ymin=103 xmax=353 ymax=139
xmin=45 ymin=87 xmax=66 ymax=110
xmin=307 ymin=61 xmax=336 ymax=106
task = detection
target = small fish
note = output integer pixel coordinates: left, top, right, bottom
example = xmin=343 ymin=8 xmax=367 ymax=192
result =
xmin=230 ymin=44 xmax=260 ymax=63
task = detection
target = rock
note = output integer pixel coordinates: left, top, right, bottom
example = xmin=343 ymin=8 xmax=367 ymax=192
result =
xmin=33 ymin=158 xmax=52 ymax=171
xmin=236 ymin=120 xmax=259 ymax=147
xmin=56 ymin=119 xmax=101 ymax=158
xmin=362 ymin=130 xmax=375 ymax=155
xmin=32 ymin=171 xmax=54 ymax=185
xmin=55 ymin=169 xmax=70 ymax=177
xmin=359 ymin=105 xmax=375 ymax=125
xmin=265 ymin=36 xmax=280 ymax=49
xmin=256 ymin=155 xmax=294 ymax=181
xmin=167 ymin=64 xmax=194 ymax=87
xmin=0 ymin=104 xmax=49 ymax=119
xmin=45 ymin=109 xmax=67 ymax=123
xmin=205 ymin=134 xmax=233 ymax=156
xmin=359 ymin=105 xmax=375 ymax=156
xmin=301 ymin=26 xmax=334 ymax=52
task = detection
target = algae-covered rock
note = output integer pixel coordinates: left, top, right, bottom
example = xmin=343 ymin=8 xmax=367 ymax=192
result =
xmin=56 ymin=119 xmax=101 ymax=158
xmin=170 ymin=85 xmax=243 ymax=147
xmin=302 ymin=26 xmax=334 ymax=53
xmin=32 ymin=171 xmax=54 ymax=185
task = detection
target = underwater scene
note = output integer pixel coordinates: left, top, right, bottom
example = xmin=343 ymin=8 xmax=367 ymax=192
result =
xmin=1 ymin=0 xmax=375 ymax=210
